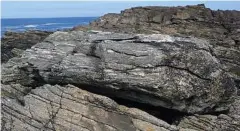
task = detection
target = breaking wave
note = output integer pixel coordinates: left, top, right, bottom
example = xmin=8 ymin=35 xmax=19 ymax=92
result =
xmin=24 ymin=25 xmax=38 ymax=28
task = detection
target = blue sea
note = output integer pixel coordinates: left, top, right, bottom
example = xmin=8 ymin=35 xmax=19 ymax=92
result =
xmin=1 ymin=17 xmax=97 ymax=36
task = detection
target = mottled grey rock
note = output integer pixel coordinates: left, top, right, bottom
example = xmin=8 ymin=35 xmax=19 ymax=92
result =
xmin=2 ymin=31 xmax=237 ymax=114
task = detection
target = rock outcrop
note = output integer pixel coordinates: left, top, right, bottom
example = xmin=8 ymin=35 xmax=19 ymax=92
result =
xmin=74 ymin=4 xmax=240 ymax=91
xmin=87 ymin=4 xmax=240 ymax=40
xmin=1 ymin=30 xmax=52 ymax=63
xmin=1 ymin=4 xmax=240 ymax=131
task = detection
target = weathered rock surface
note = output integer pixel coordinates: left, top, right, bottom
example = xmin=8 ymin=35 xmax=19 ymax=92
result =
xmin=74 ymin=4 xmax=240 ymax=90
xmin=178 ymin=96 xmax=240 ymax=131
xmin=1 ymin=30 xmax=52 ymax=63
xmin=1 ymin=84 xmax=178 ymax=131
xmin=2 ymin=31 xmax=237 ymax=114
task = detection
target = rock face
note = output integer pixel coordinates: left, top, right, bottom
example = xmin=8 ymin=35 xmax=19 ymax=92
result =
xmin=1 ymin=30 xmax=52 ymax=63
xmin=88 ymin=4 xmax=240 ymax=39
xmin=74 ymin=4 xmax=240 ymax=90
xmin=2 ymin=31 xmax=237 ymax=114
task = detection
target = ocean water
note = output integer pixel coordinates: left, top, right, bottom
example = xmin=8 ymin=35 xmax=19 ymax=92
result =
xmin=1 ymin=17 xmax=97 ymax=36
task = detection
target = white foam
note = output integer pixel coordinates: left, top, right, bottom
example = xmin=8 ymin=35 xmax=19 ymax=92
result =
xmin=24 ymin=25 xmax=38 ymax=28
xmin=43 ymin=23 xmax=62 ymax=26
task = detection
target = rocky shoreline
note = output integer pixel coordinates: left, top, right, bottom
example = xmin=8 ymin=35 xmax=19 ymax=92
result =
xmin=1 ymin=30 xmax=53 ymax=63
xmin=1 ymin=4 xmax=240 ymax=131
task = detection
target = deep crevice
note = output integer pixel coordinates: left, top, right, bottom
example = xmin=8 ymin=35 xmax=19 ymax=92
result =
xmin=50 ymin=81 xmax=189 ymax=125
xmin=109 ymin=97 xmax=188 ymax=124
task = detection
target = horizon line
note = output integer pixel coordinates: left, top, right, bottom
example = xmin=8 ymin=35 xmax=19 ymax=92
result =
xmin=1 ymin=16 xmax=100 ymax=19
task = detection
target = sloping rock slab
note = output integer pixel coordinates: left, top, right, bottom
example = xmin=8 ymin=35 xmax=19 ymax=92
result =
xmin=1 ymin=84 xmax=177 ymax=131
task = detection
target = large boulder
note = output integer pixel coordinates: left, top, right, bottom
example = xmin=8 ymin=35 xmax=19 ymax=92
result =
xmin=2 ymin=31 xmax=237 ymax=114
